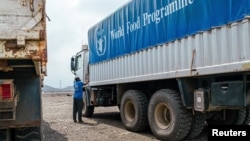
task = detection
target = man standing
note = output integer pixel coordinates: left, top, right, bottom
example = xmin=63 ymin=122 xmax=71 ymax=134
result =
xmin=73 ymin=77 xmax=84 ymax=123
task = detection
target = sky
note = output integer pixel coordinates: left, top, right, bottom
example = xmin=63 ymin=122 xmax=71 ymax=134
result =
xmin=44 ymin=0 xmax=130 ymax=88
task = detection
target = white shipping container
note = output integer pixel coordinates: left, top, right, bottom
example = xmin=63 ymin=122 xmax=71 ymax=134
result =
xmin=89 ymin=17 xmax=250 ymax=86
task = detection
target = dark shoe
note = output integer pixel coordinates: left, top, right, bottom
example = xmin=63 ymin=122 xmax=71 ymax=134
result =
xmin=78 ymin=120 xmax=83 ymax=123
xmin=74 ymin=120 xmax=77 ymax=123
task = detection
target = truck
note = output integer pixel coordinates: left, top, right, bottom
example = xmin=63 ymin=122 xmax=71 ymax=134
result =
xmin=0 ymin=0 xmax=47 ymax=140
xmin=71 ymin=0 xmax=250 ymax=140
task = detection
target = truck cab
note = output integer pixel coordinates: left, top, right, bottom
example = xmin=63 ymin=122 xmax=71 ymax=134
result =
xmin=71 ymin=45 xmax=89 ymax=84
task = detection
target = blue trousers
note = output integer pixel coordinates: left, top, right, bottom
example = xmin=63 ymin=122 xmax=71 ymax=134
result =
xmin=73 ymin=98 xmax=83 ymax=122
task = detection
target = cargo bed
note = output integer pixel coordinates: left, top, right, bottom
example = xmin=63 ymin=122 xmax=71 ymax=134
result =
xmin=90 ymin=17 xmax=250 ymax=86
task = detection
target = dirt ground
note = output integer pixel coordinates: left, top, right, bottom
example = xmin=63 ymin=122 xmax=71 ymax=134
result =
xmin=42 ymin=93 xmax=208 ymax=141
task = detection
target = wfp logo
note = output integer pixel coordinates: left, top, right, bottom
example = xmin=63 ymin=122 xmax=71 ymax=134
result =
xmin=96 ymin=28 xmax=106 ymax=56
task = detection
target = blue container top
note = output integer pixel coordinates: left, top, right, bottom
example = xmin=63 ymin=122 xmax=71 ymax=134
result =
xmin=88 ymin=0 xmax=250 ymax=64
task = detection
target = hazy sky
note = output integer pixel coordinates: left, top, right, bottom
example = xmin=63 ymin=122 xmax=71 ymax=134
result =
xmin=44 ymin=0 xmax=130 ymax=88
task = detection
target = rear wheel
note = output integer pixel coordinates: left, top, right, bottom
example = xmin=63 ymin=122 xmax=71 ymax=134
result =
xmin=207 ymin=109 xmax=246 ymax=125
xmin=243 ymin=108 xmax=250 ymax=125
xmin=15 ymin=126 xmax=42 ymax=141
xmin=185 ymin=111 xmax=206 ymax=139
xmin=0 ymin=129 xmax=10 ymax=141
xmin=82 ymin=95 xmax=94 ymax=117
xmin=120 ymin=90 xmax=149 ymax=132
xmin=148 ymin=89 xmax=192 ymax=141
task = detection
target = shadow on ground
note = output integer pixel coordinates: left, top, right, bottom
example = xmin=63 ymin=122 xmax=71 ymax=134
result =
xmin=42 ymin=120 xmax=68 ymax=141
xmin=91 ymin=111 xmax=159 ymax=140
xmin=89 ymin=111 xmax=208 ymax=141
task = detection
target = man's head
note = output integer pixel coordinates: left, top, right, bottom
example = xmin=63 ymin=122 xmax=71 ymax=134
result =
xmin=75 ymin=77 xmax=80 ymax=82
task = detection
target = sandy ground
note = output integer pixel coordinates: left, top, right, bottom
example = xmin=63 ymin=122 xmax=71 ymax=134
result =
xmin=41 ymin=93 xmax=208 ymax=141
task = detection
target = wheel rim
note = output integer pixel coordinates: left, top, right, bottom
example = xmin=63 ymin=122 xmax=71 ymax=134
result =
xmin=154 ymin=103 xmax=171 ymax=129
xmin=124 ymin=100 xmax=135 ymax=122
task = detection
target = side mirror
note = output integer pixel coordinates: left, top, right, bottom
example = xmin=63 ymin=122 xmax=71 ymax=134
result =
xmin=71 ymin=57 xmax=75 ymax=72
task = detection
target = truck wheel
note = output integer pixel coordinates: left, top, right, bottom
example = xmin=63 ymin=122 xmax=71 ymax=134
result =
xmin=207 ymin=109 xmax=246 ymax=125
xmin=120 ymin=90 xmax=149 ymax=132
xmin=0 ymin=129 xmax=9 ymax=140
xmin=15 ymin=126 xmax=42 ymax=141
xmin=118 ymin=105 xmax=121 ymax=111
xmin=185 ymin=111 xmax=206 ymax=139
xmin=148 ymin=89 xmax=192 ymax=141
xmin=243 ymin=108 xmax=250 ymax=125
xmin=83 ymin=96 xmax=94 ymax=117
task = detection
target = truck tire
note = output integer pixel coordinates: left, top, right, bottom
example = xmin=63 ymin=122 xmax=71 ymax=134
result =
xmin=207 ymin=109 xmax=246 ymax=125
xmin=15 ymin=126 xmax=42 ymax=141
xmin=120 ymin=90 xmax=149 ymax=132
xmin=82 ymin=96 xmax=94 ymax=117
xmin=185 ymin=111 xmax=206 ymax=139
xmin=0 ymin=129 xmax=9 ymax=141
xmin=243 ymin=108 xmax=250 ymax=125
xmin=148 ymin=89 xmax=192 ymax=141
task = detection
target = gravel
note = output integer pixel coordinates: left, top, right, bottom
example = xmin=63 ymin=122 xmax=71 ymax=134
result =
xmin=42 ymin=93 xmax=207 ymax=141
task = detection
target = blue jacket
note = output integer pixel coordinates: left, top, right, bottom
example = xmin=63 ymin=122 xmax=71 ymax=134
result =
xmin=73 ymin=80 xmax=84 ymax=99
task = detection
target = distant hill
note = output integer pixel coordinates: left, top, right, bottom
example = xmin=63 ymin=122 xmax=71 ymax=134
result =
xmin=42 ymin=85 xmax=74 ymax=93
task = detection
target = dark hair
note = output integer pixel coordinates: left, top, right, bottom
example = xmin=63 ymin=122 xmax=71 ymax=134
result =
xmin=75 ymin=77 xmax=80 ymax=81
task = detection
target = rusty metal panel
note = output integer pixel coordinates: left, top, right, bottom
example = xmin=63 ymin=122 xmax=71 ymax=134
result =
xmin=0 ymin=77 xmax=42 ymax=128
xmin=0 ymin=0 xmax=47 ymax=76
